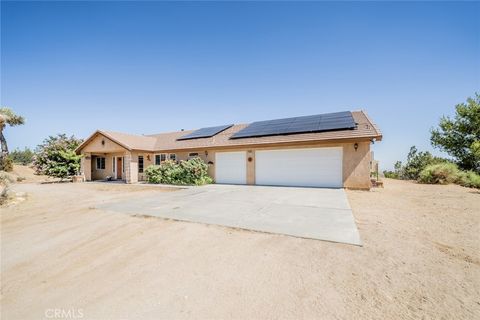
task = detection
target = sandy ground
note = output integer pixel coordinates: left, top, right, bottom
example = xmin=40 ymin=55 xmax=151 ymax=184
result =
xmin=1 ymin=167 xmax=479 ymax=319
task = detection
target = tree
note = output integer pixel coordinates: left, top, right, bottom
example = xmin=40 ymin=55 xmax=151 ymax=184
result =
xmin=391 ymin=146 xmax=448 ymax=180
xmin=10 ymin=147 xmax=35 ymax=165
xmin=33 ymin=134 xmax=83 ymax=180
xmin=0 ymin=108 xmax=25 ymax=171
xmin=431 ymin=94 xmax=480 ymax=173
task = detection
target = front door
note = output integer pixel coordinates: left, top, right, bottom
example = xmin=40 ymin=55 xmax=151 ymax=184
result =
xmin=116 ymin=157 xmax=122 ymax=179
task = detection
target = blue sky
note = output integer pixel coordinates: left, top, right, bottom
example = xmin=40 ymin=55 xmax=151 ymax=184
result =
xmin=1 ymin=1 xmax=479 ymax=170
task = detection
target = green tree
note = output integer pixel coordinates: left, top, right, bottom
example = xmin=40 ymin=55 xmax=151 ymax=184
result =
xmin=431 ymin=94 xmax=480 ymax=173
xmin=0 ymin=108 xmax=25 ymax=171
xmin=10 ymin=147 xmax=34 ymax=165
xmin=33 ymin=134 xmax=83 ymax=180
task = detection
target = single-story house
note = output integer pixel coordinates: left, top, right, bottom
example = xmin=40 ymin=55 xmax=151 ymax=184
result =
xmin=75 ymin=110 xmax=382 ymax=189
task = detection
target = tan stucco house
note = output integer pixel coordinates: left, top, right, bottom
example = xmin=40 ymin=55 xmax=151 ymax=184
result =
xmin=76 ymin=110 xmax=382 ymax=189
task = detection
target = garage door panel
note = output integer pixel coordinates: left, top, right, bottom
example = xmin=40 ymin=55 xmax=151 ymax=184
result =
xmin=255 ymin=147 xmax=343 ymax=188
xmin=215 ymin=151 xmax=247 ymax=184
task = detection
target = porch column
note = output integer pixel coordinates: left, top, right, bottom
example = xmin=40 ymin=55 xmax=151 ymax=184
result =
xmin=81 ymin=153 xmax=92 ymax=181
xmin=124 ymin=151 xmax=138 ymax=183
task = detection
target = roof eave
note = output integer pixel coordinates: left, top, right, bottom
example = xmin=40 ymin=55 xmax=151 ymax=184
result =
xmin=75 ymin=130 xmax=132 ymax=154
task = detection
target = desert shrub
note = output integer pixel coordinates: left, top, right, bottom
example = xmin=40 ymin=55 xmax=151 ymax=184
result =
xmin=10 ymin=147 xmax=34 ymax=165
xmin=456 ymin=170 xmax=480 ymax=188
xmin=399 ymin=146 xmax=449 ymax=180
xmin=383 ymin=170 xmax=398 ymax=179
xmin=145 ymin=157 xmax=213 ymax=185
xmin=418 ymin=163 xmax=461 ymax=185
xmin=0 ymin=156 xmax=13 ymax=172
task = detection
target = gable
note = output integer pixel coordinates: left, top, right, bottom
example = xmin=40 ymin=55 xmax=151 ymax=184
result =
xmin=81 ymin=133 xmax=128 ymax=153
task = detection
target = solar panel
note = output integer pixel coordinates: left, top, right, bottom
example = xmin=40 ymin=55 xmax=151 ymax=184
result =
xmin=177 ymin=124 xmax=234 ymax=140
xmin=230 ymin=111 xmax=356 ymax=139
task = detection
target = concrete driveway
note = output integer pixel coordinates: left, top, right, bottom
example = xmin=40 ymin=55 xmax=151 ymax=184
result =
xmin=98 ymin=184 xmax=361 ymax=245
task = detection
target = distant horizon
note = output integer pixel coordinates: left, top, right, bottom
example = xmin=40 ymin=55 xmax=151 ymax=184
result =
xmin=2 ymin=1 xmax=479 ymax=170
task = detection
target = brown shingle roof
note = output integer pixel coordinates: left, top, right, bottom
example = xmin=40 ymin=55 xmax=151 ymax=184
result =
xmin=75 ymin=130 xmax=157 ymax=152
xmin=77 ymin=110 xmax=382 ymax=153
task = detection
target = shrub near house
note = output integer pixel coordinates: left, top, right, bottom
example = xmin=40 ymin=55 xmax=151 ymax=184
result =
xmin=33 ymin=134 xmax=83 ymax=180
xmin=145 ymin=157 xmax=213 ymax=186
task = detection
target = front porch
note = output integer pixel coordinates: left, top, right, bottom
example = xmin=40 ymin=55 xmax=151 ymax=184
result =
xmin=78 ymin=133 xmax=138 ymax=183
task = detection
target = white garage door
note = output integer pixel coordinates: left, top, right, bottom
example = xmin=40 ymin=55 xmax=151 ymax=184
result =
xmin=255 ymin=147 xmax=343 ymax=188
xmin=215 ymin=151 xmax=247 ymax=184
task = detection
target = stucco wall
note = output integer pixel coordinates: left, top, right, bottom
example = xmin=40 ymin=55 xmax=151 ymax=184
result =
xmin=342 ymin=141 xmax=371 ymax=189
xmin=174 ymin=141 xmax=372 ymax=189
xmin=90 ymin=152 xmax=126 ymax=181
xmin=80 ymin=134 xmax=373 ymax=188
xmin=82 ymin=135 xmax=126 ymax=154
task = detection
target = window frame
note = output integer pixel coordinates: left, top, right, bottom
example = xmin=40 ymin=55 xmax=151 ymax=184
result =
xmin=188 ymin=152 xmax=199 ymax=159
xmin=138 ymin=155 xmax=144 ymax=173
xmin=155 ymin=153 xmax=167 ymax=165
xmin=169 ymin=153 xmax=176 ymax=162
xmin=96 ymin=157 xmax=106 ymax=170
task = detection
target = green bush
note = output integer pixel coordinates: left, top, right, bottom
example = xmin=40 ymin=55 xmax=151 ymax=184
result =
xmin=399 ymin=146 xmax=449 ymax=180
xmin=418 ymin=163 xmax=460 ymax=184
xmin=383 ymin=170 xmax=399 ymax=179
xmin=33 ymin=134 xmax=83 ymax=179
xmin=145 ymin=157 xmax=213 ymax=186
xmin=418 ymin=162 xmax=480 ymax=188
xmin=456 ymin=170 xmax=480 ymax=188
xmin=10 ymin=147 xmax=34 ymax=165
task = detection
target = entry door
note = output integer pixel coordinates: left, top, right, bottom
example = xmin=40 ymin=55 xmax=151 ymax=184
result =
xmin=215 ymin=151 xmax=247 ymax=184
xmin=255 ymin=147 xmax=343 ymax=188
xmin=116 ymin=157 xmax=122 ymax=179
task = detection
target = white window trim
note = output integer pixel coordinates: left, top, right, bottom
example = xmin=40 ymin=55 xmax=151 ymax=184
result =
xmin=169 ymin=153 xmax=176 ymax=161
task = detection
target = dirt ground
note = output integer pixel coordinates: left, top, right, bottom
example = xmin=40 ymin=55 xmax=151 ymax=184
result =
xmin=1 ymin=166 xmax=479 ymax=320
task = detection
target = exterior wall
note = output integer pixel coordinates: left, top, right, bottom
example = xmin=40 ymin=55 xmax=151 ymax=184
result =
xmin=90 ymin=152 xmax=126 ymax=181
xmin=171 ymin=141 xmax=372 ymax=189
xmin=82 ymin=135 xmax=126 ymax=154
xmin=81 ymin=153 xmax=92 ymax=181
xmin=342 ymin=141 xmax=371 ymax=189
xmin=125 ymin=152 xmax=137 ymax=183
xmin=143 ymin=151 xmax=215 ymax=181
xmin=128 ymin=151 xmax=156 ymax=182
xmin=79 ymin=135 xmax=372 ymax=189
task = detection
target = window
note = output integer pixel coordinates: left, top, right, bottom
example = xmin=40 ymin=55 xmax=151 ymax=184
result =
xmin=138 ymin=155 xmax=144 ymax=173
xmin=188 ymin=152 xmax=199 ymax=159
xmin=96 ymin=157 xmax=105 ymax=170
xmin=122 ymin=157 xmax=125 ymax=173
xmin=112 ymin=157 xmax=115 ymax=173
xmin=155 ymin=154 xmax=167 ymax=165
xmin=169 ymin=153 xmax=176 ymax=161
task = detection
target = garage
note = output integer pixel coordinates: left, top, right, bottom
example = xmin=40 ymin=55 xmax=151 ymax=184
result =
xmin=215 ymin=151 xmax=247 ymax=184
xmin=255 ymin=147 xmax=343 ymax=188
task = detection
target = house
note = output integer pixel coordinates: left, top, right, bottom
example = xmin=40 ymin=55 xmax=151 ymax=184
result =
xmin=75 ymin=110 xmax=382 ymax=189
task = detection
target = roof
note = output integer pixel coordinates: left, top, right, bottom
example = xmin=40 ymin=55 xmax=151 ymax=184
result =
xmin=76 ymin=110 xmax=382 ymax=153
xmin=75 ymin=130 xmax=157 ymax=152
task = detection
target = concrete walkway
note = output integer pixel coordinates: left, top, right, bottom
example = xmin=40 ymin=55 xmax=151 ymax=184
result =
xmin=97 ymin=184 xmax=361 ymax=245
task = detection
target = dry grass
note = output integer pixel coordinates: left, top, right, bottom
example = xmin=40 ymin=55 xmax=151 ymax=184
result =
xmin=1 ymin=172 xmax=479 ymax=319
